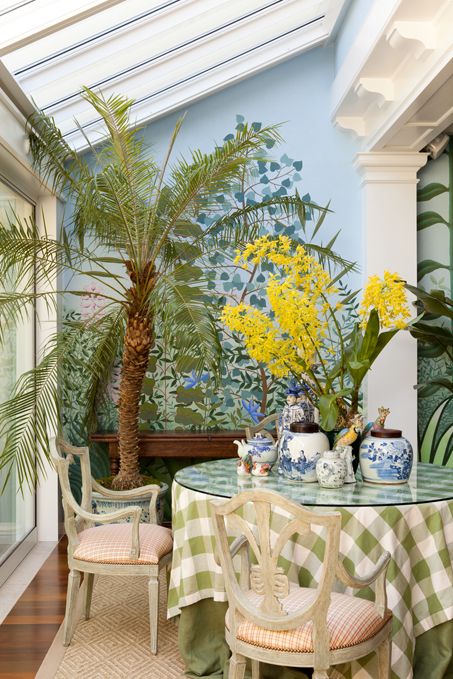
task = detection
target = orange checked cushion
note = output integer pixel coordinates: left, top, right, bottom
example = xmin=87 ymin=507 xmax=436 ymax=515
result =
xmin=73 ymin=523 xmax=173 ymax=565
xmin=228 ymin=586 xmax=390 ymax=653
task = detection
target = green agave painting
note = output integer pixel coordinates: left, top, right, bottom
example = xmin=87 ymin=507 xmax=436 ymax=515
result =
xmin=417 ymin=139 xmax=453 ymax=467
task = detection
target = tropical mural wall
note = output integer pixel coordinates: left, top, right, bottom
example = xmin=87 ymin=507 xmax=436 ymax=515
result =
xmin=417 ymin=140 xmax=453 ymax=467
xmin=62 ymin=114 xmax=358 ymax=445
xmin=59 ymin=46 xmax=361 ymax=495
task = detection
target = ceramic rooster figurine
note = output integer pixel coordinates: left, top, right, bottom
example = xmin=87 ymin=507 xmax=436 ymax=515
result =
xmin=362 ymin=406 xmax=390 ymax=438
xmin=333 ymin=414 xmax=364 ymax=449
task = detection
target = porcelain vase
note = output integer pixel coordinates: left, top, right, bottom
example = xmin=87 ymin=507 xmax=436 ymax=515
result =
xmin=315 ymin=449 xmax=347 ymax=488
xmin=359 ymin=429 xmax=413 ymax=484
xmin=277 ymin=423 xmax=329 ymax=482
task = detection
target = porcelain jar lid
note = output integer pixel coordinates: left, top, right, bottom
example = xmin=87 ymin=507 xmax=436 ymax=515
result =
xmin=371 ymin=428 xmax=402 ymax=438
xmin=247 ymin=434 xmax=272 ymax=445
xmin=290 ymin=422 xmax=319 ymax=433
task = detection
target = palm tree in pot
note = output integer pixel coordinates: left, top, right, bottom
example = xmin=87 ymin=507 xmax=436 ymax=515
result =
xmin=0 ymin=88 xmax=319 ymax=491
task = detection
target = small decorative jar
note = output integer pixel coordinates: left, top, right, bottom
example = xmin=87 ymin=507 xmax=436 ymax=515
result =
xmin=359 ymin=428 xmax=413 ymax=484
xmin=278 ymin=422 xmax=329 ymax=482
xmin=315 ymin=449 xmax=347 ymax=488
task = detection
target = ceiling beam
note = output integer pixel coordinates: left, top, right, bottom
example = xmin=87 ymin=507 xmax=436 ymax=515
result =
xmin=0 ymin=0 xmax=126 ymax=57
xmin=0 ymin=60 xmax=35 ymax=119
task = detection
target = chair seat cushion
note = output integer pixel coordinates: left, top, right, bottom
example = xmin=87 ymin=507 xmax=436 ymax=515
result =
xmin=73 ymin=523 xmax=173 ymax=565
xmin=227 ymin=586 xmax=391 ymax=653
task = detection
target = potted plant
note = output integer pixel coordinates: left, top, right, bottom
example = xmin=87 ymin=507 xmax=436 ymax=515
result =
xmin=221 ymin=235 xmax=413 ymax=437
xmin=0 ymin=88 xmax=320 ymax=500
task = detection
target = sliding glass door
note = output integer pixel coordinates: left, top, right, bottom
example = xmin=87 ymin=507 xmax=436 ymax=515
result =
xmin=0 ymin=179 xmax=36 ymax=582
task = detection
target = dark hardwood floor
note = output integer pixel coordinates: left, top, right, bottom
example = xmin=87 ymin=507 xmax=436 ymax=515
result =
xmin=0 ymin=539 xmax=68 ymax=678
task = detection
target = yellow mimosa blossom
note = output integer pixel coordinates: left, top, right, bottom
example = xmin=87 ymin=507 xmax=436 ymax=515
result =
xmin=222 ymin=236 xmax=338 ymax=377
xmin=359 ymin=271 xmax=410 ymax=329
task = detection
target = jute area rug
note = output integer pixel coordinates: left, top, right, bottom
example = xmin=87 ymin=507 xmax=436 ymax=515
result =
xmin=37 ymin=573 xmax=185 ymax=679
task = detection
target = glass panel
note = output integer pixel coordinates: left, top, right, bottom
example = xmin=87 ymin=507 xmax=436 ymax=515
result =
xmin=0 ymin=180 xmax=35 ymax=566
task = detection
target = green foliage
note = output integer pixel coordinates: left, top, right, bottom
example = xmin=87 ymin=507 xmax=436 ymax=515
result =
xmin=88 ymin=113 xmax=358 ymax=436
xmin=407 ymin=285 xmax=453 ymax=398
xmin=419 ymin=397 xmax=453 ymax=467
xmin=1 ymin=96 xmax=322 ymax=490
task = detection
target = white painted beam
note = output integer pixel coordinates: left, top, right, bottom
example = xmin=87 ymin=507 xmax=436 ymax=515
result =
xmin=0 ymin=0 xmax=125 ymax=57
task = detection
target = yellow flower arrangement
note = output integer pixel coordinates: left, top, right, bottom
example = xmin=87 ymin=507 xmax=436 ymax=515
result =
xmin=359 ymin=271 xmax=411 ymax=329
xmin=221 ymin=236 xmax=411 ymax=431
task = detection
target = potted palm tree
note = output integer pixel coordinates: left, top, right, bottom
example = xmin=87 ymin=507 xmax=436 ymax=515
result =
xmin=0 ymin=88 xmax=317 ymax=496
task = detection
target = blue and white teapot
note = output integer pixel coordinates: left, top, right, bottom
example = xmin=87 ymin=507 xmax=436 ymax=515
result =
xmin=234 ymin=434 xmax=278 ymax=477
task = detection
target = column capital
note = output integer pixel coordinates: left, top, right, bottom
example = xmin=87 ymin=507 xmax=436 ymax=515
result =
xmin=354 ymin=151 xmax=428 ymax=184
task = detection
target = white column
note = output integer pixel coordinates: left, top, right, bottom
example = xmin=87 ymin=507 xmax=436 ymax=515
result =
xmin=36 ymin=193 xmax=59 ymax=541
xmin=354 ymin=152 xmax=428 ymax=449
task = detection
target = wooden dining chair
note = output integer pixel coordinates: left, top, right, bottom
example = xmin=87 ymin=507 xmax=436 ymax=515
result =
xmin=51 ymin=438 xmax=173 ymax=654
xmin=210 ymin=488 xmax=392 ymax=679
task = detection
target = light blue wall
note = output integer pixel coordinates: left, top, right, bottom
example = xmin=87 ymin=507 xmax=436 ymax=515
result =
xmin=334 ymin=0 xmax=373 ymax=73
xmin=139 ymin=44 xmax=361 ymax=276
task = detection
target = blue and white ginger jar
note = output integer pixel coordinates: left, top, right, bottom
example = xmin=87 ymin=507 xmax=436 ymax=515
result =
xmin=278 ymin=422 xmax=329 ymax=482
xmin=359 ymin=428 xmax=413 ymax=484
xmin=315 ymin=449 xmax=347 ymax=488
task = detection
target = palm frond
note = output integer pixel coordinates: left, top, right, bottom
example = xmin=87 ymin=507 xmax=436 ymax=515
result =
xmin=149 ymin=123 xmax=283 ymax=263
xmin=0 ymin=309 xmax=125 ymax=491
xmin=27 ymin=110 xmax=88 ymax=195
xmin=154 ymin=272 xmax=222 ymax=378
xmin=0 ymin=291 xmax=57 ymax=344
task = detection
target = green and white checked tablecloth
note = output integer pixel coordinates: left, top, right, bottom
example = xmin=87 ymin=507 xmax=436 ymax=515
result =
xmin=168 ymin=460 xmax=453 ymax=679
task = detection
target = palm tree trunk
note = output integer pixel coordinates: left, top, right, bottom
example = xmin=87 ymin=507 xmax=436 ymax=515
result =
xmin=112 ymin=310 xmax=153 ymax=490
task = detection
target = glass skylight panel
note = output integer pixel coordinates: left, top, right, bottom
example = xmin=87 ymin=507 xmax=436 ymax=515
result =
xmin=0 ymin=0 xmax=346 ymax=150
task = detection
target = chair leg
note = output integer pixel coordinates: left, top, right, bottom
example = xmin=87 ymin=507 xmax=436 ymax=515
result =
xmin=63 ymin=569 xmax=81 ymax=646
xmin=313 ymin=671 xmax=329 ymax=679
xmin=84 ymin=573 xmax=95 ymax=620
xmin=377 ymin=634 xmax=392 ymax=678
xmin=251 ymin=658 xmax=260 ymax=679
xmin=229 ymin=652 xmax=246 ymax=679
xmin=148 ymin=575 xmax=159 ymax=655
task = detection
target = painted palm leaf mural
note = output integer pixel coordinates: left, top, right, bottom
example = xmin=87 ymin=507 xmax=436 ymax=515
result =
xmin=416 ymin=139 xmax=453 ymax=466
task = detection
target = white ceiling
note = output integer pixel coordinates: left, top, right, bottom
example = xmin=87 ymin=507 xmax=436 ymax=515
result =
xmin=0 ymin=0 xmax=348 ymax=150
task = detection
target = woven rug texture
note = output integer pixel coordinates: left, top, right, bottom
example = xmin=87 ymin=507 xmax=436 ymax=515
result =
xmin=55 ymin=573 xmax=184 ymax=678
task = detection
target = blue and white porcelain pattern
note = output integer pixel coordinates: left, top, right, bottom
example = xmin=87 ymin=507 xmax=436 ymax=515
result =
xmin=92 ymin=483 xmax=168 ymax=525
xmin=234 ymin=435 xmax=278 ymax=476
xmin=278 ymin=427 xmax=329 ymax=482
xmin=315 ymin=449 xmax=347 ymax=488
xmin=359 ymin=432 xmax=413 ymax=484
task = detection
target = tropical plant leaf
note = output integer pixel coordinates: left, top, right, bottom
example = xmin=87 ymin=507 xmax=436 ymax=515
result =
xmin=420 ymin=398 xmax=452 ymax=464
xmin=417 ymin=211 xmax=448 ymax=230
xmin=417 ymin=182 xmax=448 ymax=202
xmin=418 ymin=259 xmax=452 ymax=280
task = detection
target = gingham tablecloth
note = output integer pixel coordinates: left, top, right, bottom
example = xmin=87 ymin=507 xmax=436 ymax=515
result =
xmin=168 ymin=463 xmax=453 ymax=679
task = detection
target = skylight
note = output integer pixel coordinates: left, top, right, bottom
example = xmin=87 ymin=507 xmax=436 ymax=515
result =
xmin=1 ymin=0 xmax=348 ymax=150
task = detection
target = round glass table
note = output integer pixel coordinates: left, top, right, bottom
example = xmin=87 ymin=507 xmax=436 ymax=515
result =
xmin=170 ymin=459 xmax=453 ymax=679
xmin=174 ymin=458 xmax=453 ymax=506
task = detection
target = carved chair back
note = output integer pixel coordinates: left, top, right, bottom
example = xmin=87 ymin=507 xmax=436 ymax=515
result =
xmin=51 ymin=438 xmax=94 ymax=548
xmin=211 ymin=489 xmax=341 ymax=658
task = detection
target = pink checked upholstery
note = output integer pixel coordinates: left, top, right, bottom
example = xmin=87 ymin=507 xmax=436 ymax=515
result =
xmin=73 ymin=523 xmax=173 ymax=565
xmin=228 ymin=585 xmax=391 ymax=652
